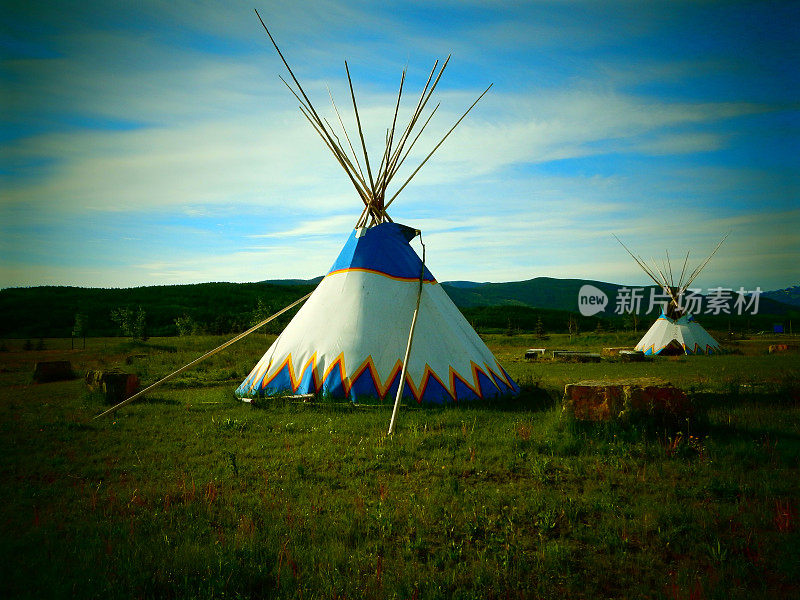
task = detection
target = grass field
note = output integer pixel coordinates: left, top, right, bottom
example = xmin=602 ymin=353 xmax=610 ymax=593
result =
xmin=1 ymin=333 xmax=798 ymax=599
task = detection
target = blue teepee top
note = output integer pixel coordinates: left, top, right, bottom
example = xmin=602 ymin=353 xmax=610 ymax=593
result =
xmin=327 ymin=222 xmax=435 ymax=282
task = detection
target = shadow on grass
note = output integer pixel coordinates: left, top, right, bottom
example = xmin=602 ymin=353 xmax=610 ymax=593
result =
xmin=559 ymin=388 xmax=800 ymax=451
xmin=124 ymin=340 xmax=178 ymax=353
xmin=137 ymin=395 xmax=181 ymax=406
xmin=247 ymin=383 xmax=557 ymax=413
xmin=693 ymin=389 xmax=800 ymax=410
xmin=705 ymin=420 xmax=800 ymax=445
xmin=91 ymin=394 xmax=182 ymax=409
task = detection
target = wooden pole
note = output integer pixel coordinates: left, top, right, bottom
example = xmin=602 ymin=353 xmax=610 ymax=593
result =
xmin=677 ymin=250 xmax=691 ymax=288
xmin=257 ymin=13 xmax=372 ymax=205
xmin=682 ymin=232 xmax=729 ymax=290
xmin=327 ymin=85 xmax=367 ymax=184
xmin=375 ymin=68 xmax=407 ymax=201
xmin=381 ymin=59 xmax=450 ymax=196
xmin=381 ymin=103 xmax=440 ymax=196
xmin=388 ymin=233 xmax=425 ymax=435
xmin=93 ymin=291 xmax=313 ymax=419
xmin=345 ymin=61 xmax=377 ymax=196
xmin=384 ymin=83 xmax=492 ymax=209
xmin=380 ymin=62 xmax=439 ymax=180
xmin=612 ymin=234 xmax=667 ymax=290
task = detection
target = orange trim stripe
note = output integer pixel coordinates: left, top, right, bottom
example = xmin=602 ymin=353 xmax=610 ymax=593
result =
xmin=326 ymin=267 xmax=437 ymax=284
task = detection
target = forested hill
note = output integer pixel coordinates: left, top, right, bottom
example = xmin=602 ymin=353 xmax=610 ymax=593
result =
xmin=439 ymin=277 xmax=795 ymax=316
xmin=0 ymin=278 xmax=795 ymax=338
xmin=441 ymin=277 xmax=620 ymax=310
xmin=0 ymin=282 xmax=313 ymax=339
xmin=265 ymin=276 xmax=794 ymax=316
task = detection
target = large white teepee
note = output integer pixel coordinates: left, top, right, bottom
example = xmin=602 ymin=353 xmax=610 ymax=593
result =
xmin=616 ymin=235 xmax=726 ymax=356
xmin=237 ymin=14 xmax=518 ymax=404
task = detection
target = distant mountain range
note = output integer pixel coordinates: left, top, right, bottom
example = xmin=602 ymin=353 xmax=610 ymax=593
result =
xmin=763 ymin=285 xmax=800 ymax=307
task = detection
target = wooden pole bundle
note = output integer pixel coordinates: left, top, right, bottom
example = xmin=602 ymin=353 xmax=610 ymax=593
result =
xmin=254 ymin=9 xmax=491 ymax=228
xmin=613 ymin=233 xmax=729 ymax=317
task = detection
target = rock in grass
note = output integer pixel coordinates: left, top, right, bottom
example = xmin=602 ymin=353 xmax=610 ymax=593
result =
xmin=563 ymin=378 xmax=691 ymax=422
xmin=601 ymin=347 xmax=632 ymax=357
xmin=125 ymin=353 xmax=147 ymax=365
xmin=33 ymin=361 xmax=75 ymax=383
xmin=769 ymin=344 xmax=798 ymax=354
xmin=85 ymin=369 xmax=140 ymax=404
xmin=619 ymin=350 xmax=649 ymax=362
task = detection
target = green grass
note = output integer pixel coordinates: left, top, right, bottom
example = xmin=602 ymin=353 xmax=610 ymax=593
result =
xmin=0 ymin=334 xmax=798 ymax=598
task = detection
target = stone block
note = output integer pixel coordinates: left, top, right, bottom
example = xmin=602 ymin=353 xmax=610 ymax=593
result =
xmin=601 ymin=347 xmax=632 ymax=357
xmin=619 ymin=350 xmax=649 ymax=362
xmin=33 ymin=361 xmax=74 ymax=383
xmin=563 ymin=378 xmax=691 ymax=422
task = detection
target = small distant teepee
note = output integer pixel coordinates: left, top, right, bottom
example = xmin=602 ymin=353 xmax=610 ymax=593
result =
xmin=615 ymin=235 xmax=727 ymax=356
xmin=236 ymin=12 xmax=519 ymax=404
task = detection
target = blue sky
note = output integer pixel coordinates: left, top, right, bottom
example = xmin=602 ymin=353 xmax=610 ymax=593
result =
xmin=2 ymin=0 xmax=798 ymax=291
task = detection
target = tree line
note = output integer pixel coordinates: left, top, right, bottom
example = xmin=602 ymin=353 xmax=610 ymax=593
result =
xmin=0 ymin=283 xmax=312 ymax=339
xmin=0 ymin=282 xmax=792 ymax=339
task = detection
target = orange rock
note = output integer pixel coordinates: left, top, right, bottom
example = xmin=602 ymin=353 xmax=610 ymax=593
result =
xmin=563 ymin=378 xmax=690 ymax=421
xmin=769 ymin=344 xmax=797 ymax=354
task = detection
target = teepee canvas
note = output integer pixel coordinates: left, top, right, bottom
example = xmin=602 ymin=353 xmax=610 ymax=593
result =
xmin=237 ymin=14 xmax=519 ymax=404
xmin=236 ymin=223 xmax=518 ymax=403
xmin=635 ymin=313 xmax=721 ymax=356
xmin=616 ymin=235 xmax=725 ymax=356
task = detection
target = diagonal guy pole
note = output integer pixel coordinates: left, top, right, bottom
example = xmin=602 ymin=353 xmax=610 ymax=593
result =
xmin=94 ymin=292 xmax=313 ymax=419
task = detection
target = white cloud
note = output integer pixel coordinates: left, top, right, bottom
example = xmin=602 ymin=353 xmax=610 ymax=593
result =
xmin=247 ymin=214 xmax=358 ymax=238
xmin=1 ymin=0 xmax=796 ymax=291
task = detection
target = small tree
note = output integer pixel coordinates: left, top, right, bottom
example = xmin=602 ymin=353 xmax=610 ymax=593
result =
xmin=135 ymin=306 xmax=148 ymax=341
xmin=111 ymin=307 xmax=133 ymax=337
xmin=174 ymin=314 xmax=197 ymax=337
xmin=504 ymin=318 xmax=516 ymax=337
xmin=568 ymin=315 xmax=579 ymax=340
xmin=251 ymin=297 xmax=275 ymax=336
xmin=72 ymin=313 xmax=88 ymax=349
xmin=535 ymin=315 xmax=548 ymax=340
xmin=111 ymin=306 xmax=148 ymax=341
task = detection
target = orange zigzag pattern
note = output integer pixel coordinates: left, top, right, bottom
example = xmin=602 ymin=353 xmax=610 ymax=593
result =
xmin=637 ymin=341 xmax=717 ymax=355
xmin=243 ymin=351 xmax=514 ymax=402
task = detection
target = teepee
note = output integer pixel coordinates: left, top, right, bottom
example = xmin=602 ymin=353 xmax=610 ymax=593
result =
xmin=615 ymin=235 xmax=726 ymax=356
xmin=237 ymin=13 xmax=519 ymax=404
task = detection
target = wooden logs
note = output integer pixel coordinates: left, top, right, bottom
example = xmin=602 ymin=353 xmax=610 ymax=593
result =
xmin=86 ymin=370 xmax=140 ymax=404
